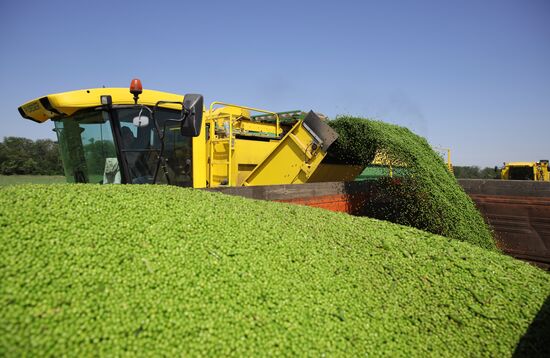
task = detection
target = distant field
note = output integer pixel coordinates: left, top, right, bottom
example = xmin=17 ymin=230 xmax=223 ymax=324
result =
xmin=0 ymin=175 xmax=66 ymax=186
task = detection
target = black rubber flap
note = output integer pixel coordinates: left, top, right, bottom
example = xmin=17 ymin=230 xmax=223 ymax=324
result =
xmin=302 ymin=111 xmax=339 ymax=151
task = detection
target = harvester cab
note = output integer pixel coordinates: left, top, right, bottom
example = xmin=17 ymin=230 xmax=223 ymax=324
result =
xmin=19 ymin=80 xmax=205 ymax=186
xmin=18 ymin=79 xmax=348 ymax=188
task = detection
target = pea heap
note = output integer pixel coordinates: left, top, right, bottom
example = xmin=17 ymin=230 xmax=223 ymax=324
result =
xmin=328 ymin=116 xmax=495 ymax=250
xmin=1 ymin=185 xmax=548 ymax=356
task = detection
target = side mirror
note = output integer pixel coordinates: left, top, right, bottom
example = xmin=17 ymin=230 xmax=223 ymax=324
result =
xmin=181 ymin=94 xmax=203 ymax=137
xmin=132 ymin=115 xmax=150 ymax=128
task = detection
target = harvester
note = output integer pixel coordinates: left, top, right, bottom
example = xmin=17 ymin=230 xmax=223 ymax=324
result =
xmin=18 ymin=79 xmax=364 ymax=189
xmin=500 ymin=161 xmax=549 ymax=181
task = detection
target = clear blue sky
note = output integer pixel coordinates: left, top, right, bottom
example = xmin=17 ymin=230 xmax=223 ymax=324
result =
xmin=1 ymin=0 xmax=548 ymax=167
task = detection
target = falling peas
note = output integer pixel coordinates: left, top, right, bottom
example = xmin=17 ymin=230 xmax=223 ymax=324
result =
xmin=328 ymin=116 xmax=495 ymax=250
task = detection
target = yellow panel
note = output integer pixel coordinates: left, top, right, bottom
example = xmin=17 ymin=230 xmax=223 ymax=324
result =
xmin=19 ymin=88 xmax=185 ymax=122
xmin=19 ymin=99 xmax=57 ymax=123
xmin=233 ymin=140 xmax=278 ymax=186
xmin=192 ymin=121 xmax=207 ymax=188
xmin=233 ymin=139 xmax=277 ymax=164
xmin=505 ymin=162 xmax=535 ymax=167
xmin=242 ymin=121 xmax=328 ymax=186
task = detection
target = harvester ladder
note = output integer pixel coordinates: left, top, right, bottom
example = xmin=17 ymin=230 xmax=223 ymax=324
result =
xmin=208 ymin=112 xmax=235 ymax=186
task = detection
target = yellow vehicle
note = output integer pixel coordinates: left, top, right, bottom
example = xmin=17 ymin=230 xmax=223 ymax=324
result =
xmin=18 ymin=79 xmax=358 ymax=188
xmin=501 ymin=161 xmax=549 ymax=181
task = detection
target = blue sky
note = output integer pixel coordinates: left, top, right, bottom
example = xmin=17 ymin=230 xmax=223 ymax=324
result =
xmin=1 ymin=0 xmax=548 ymax=167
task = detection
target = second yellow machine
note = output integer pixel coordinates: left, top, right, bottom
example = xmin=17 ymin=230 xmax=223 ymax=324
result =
xmin=18 ymin=79 xmax=362 ymax=188
xmin=500 ymin=161 xmax=550 ymax=181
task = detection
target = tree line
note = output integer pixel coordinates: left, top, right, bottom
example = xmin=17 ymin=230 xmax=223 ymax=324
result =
xmin=453 ymin=166 xmax=501 ymax=179
xmin=0 ymin=137 xmax=63 ymax=175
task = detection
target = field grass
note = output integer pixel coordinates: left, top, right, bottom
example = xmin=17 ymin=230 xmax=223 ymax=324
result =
xmin=0 ymin=175 xmax=65 ymax=186
xmin=1 ymin=184 xmax=548 ymax=356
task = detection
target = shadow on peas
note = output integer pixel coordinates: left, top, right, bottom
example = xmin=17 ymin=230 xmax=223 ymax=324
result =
xmin=513 ymin=294 xmax=550 ymax=357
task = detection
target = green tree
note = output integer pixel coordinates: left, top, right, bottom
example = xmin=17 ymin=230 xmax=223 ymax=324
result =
xmin=453 ymin=166 xmax=500 ymax=179
xmin=0 ymin=137 xmax=63 ymax=175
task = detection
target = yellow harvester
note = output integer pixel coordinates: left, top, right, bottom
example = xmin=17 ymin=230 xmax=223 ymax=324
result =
xmin=501 ymin=161 xmax=549 ymax=181
xmin=18 ymin=79 xmax=363 ymax=187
